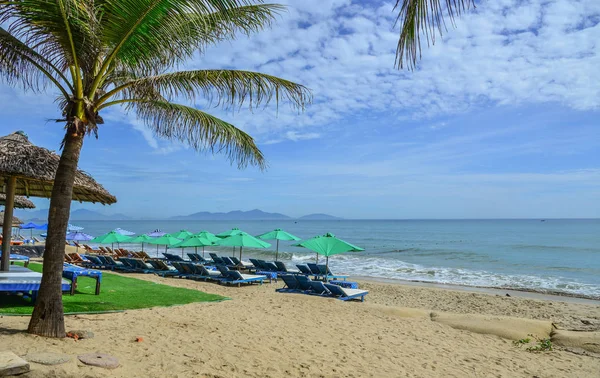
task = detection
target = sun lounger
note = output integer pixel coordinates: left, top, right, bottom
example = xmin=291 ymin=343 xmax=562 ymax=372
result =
xmin=163 ymin=253 xmax=185 ymax=262
xmin=308 ymin=281 xmax=331 ymax=295
xmin=296 ymin=264 xmax=312 ymax=275
xmin=7 ymin=254 xmax=30 ymax=267
xmin=295 ymin=275 xmax=314 ymax=291
xmin=82 ymin=244 xmax=100 ymax=253
xmin=193 ymin=264 xmax=221 ymax=278
xmin=119 ymin=258 xmax=155 ymax=273
xmin=261 ymin=261 xmax=279 ymax=272
xmin=81 ymin=255 xmax=108 ymax=269
xmin=33 ymin=236 xmax=43 ymax=243
xmin=220 ymin=270 xmax=266 ymax=286
xmin=146 ymin=260 xmax=179 ymax=276
xmin=276 ymin=274 xmax=303 ymax=293
xmin=324 ymin=283 xmax=368 ymax=302
xmin=230 ymin=256 xmax=253 ymax=269
xmin=62 ymin=263 xmax=102 ymax=295
xmin=316 ymin=265 xmax=348 ymax=281
xmin=138 ymin=251 xmax=152 ymax=260
xmin=0 ymin=265 xmax=71 ymax=302
xmin=168 ymin=262 xmax=191 ymax=278
xmin=274 ymin=261 xmax=300 ymax=273
xmin=307 ymin=263 xmax=323 ymax=275
xmin=98 ymin=255 xmax=128 ymax=271
xmin=221 ymin=256 xmax=237 ymax=266
xmin=189 ymin=253 xmax=211 ymax=264
xmin=211 ymin=255 xmax=225 ymax=264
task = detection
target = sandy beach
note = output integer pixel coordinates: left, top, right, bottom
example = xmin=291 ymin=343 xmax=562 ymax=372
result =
xmin=2 ymin=271 xmax=599 ymax=378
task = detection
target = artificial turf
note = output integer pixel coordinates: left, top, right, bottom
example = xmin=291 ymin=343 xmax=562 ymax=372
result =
xmin=0 ymin=262 xmax=226 ymax=315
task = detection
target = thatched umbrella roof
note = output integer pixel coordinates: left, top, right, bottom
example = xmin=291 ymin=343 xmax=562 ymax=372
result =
xmin=0 ymin=131 xmax=116 ymax=204
xmin=0 ymin=212 xmax=23 ymax=227
xmin=0 ymin=193 xmax=35 ymax=209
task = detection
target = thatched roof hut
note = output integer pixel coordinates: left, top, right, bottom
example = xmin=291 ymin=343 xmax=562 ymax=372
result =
xmin=0 ymin=212 xmax=23 ymax=227
xmin=0 ymin=193 xmax=35 ymax=209
xmin=0 ymin=131 xmax=116 ymax=204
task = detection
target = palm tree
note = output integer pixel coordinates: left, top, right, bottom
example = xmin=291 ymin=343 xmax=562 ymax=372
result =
xmin=0 ymin=0 xmax=310 ymax=338
xmin=394 ymin=0 xmax=474 ymax=69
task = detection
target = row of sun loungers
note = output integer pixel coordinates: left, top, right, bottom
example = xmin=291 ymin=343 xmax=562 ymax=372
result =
xmin=69 ymin=250 xmax=358 ymax=297
xmin=277 ymin=274 xmax=368 ymax=302
xmin=77 ymin=254 xmax=266 ymax=287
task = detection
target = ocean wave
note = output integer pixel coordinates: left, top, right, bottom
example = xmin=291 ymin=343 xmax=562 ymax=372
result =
xmin=285 ymin=254 xmax=600 ymax=299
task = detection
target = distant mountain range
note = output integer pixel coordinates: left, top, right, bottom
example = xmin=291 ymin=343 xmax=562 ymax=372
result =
xmin=170 ymin=209 xmax=342 ymax=220
xmin=13 ymin=208 xmax=341 ymax=221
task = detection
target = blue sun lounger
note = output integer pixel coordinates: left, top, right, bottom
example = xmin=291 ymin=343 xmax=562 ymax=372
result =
xmin=62 ymin=263 xmax=102 ymax=295
xmin=221 ymin=270 xmax=266 ymax=286
xmin=0 ymin=265 xmax=71 ymax=302
xmin=275 ymin=275 xmax=368 ymax=302
xmin=81 ymin=255 xmax=108 ymax=269
xmin=187 ymin=253 xmax=211 ymax=264
xmin=7 ymin=254 xmax=30 ymax=267
xmin=119 ymin=258 xmax=156 ymax=273
xmin=193 ymin=265 xmax=223 ymax=281
xmin=274 ymin=261 xmax=300 ymax=274
xmin=163 ymin=253 xmax=185 ymax=262
xmin=276 ymin=274 xmax=303 ymax=293
xmin=324 ymin=283 xmax=368 ymax=302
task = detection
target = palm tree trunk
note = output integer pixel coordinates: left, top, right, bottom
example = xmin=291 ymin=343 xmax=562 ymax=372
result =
xmin=27 ymin=131 xmax=84 ymax=338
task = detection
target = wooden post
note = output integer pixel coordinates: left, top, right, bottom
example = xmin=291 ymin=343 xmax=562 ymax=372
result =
xmin=1 ymin=176 xmax=16 ymax=271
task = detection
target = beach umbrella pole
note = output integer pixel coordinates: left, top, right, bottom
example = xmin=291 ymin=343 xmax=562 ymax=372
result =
xmin=1 ymin=176 xmax=16 ymax=271
xmin=325 ymin=256 xmax=329 ymax=283
xmin=202 ymin=246 xmax=205 ymax=258
xmin=276 ymin=240 xmax=279 ymax=262
xmin=315 ymin=253 xmax=318 ymax=264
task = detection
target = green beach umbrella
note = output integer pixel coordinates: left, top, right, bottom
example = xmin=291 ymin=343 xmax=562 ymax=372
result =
xmin=172 ymin=229 xmax=193 ymax=239
xmin=296 ymin=233 xmax=364 ymax=282
xmin=256 ymin=228 xmax=301 ymax=261
xmin=174 ymin=235 xmax=215 ymax=258
xmin=216 ymin=228 xmax=244 ymax=254
xmin=194 ymin=230 xmax=220 ymax=243
xmin=217 ymin=232 xmax=270 ymax=260
xmin=90 ymin=230 xmax=132 ymax=250
xmin=127 ymin=234 xmax=153 ymax=252
xmin=147 ymin=233 xmax=182 ymax=257
xmin=171 ymin=230 xmax=194 ymax=257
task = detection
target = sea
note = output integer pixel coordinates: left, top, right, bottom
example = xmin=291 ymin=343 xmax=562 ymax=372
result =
xmin=39 ymin=219 xmax=600 ymax=300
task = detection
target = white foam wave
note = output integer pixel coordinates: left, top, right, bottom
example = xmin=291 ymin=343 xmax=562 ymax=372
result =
xmin=290 ymin=254 xmax=600 ymax=298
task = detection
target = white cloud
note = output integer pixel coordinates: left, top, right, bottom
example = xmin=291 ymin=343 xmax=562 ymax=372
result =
xmin=179 ymin=0 xmax=600 ymax=140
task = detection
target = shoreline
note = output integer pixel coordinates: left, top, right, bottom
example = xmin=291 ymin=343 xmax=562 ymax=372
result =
xmin=353 ymin=275 xmax=600 ymax=305
xmin=2 ymin=268 xmax=600 ymax=377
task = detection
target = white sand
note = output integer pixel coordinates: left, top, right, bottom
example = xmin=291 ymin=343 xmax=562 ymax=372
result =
xmin=1 ymin=273 xmax=599 ymax=377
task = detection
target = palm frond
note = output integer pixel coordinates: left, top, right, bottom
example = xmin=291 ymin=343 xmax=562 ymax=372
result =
xmin=100 ymin=69 xmax=311 ymax=111
xmin=95 ymin=2 xmax=283 ymax=82
xmin=1 ymin=0 xmax=96 ymax=72
xmin=394 ymin=0 xmax=474 ymax=69
xmin=132 ymin=100 xmax=266 ymax=169
xmin=0 ymin=27 xmax=71 ymax=97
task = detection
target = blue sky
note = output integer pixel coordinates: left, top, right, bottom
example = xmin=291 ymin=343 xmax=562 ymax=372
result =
xmin=1 ymin=0 xmax=599 ymax=219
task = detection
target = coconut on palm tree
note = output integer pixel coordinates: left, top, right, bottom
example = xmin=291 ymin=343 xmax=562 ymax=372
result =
xmin=0 ymin=0 xmax=310 ymax=338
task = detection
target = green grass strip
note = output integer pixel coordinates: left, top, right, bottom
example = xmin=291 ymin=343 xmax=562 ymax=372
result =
xmin=0 ymin=263 xmax=225 ymax=315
